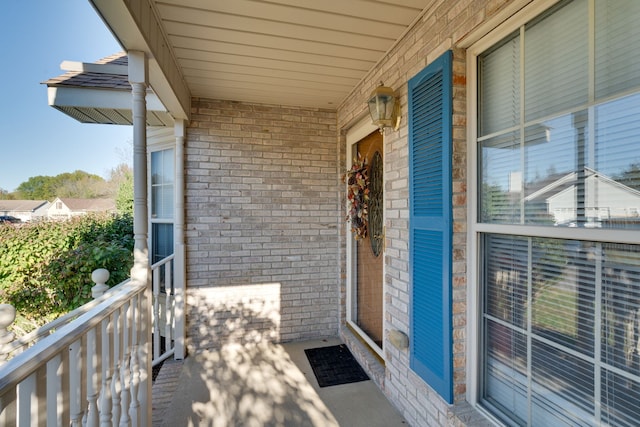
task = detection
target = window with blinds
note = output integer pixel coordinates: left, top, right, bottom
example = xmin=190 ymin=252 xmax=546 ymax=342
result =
xmin=151 ymin=149 xmax=175 ymax=220
xmin=151 ymin=148 xmax=175 ymax=264
xmin=478 ymin=0 xmax=640 ymax=230
xmin=477 ymin=0 xmax=640 ymax=425
xmin=483 ymin=235 xmax=640 ymax=426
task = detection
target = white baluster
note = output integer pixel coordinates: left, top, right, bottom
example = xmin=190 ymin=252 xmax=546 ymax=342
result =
xmin=165 ymin=262 xmax=173 ymax=351
xmin=46 ymin=354 xmax=63 ymax=426
xmin=100 ymin=317 xmax=112 ymax=427
xmin=119 ymin=302 xmax=130 ymax=427
xmin=128 ymin=346 xmax=140 ymax=427
xmin=139 ymin=277 xmax=152 ymax=427
xmin=17 ymin=372 xmax=36 ymax=426
xmin=165 ymin=285 xmax=173 ymax=353
xmin=153 ymin=267 xmax=160 ymax=361
xmin=69 ymin=340 xmax=83 ymax=427
xmin=91 ymin=269 xmax=110 ymax=299
xmin=0 ymin=304 xmax=16 ymax=363
xmin=0 ymin=388 xmax=17 ymax=426
xmin=85 ymin=329 xmax=99 ymax=427
xmin=111 ymin=368 xmax=120 ymax=426
xmin=128 ymin=296 xmax=140 ymax=427
xmin=111 ymin=308 xmax=121 ymax=426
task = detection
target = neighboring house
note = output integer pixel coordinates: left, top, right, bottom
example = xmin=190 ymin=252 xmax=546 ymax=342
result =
xmin=47 ymin=197 xmax=116 ymax=220
xmin=0 ymin=200 xmax=50 ymax=222
xmin=525 ymin=168 xmax=640 ymax=227
xmin=38 ymin=1 xmax=640 ymax=426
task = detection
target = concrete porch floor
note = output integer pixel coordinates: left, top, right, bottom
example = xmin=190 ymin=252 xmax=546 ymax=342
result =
xmin=152 ymin=337 xmax=407 ymax=426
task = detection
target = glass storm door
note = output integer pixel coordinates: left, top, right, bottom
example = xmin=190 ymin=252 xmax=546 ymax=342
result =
xmin=354 ymin=131 xmax=384 ymax=348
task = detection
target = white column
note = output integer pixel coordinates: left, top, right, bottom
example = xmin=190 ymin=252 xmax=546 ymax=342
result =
xmin=127 ymin=50 xmax=151 ymax=427
xmin=173 ymin=119 xmax=186 ymax=359
xmin=128 ymin=50 xmax=149 ymax=279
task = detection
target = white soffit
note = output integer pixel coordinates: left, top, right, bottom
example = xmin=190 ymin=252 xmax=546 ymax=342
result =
xmin=101 ymin=0 xmax=431 ymax=110
xmin=45 ymin=57 xmax=174 ymax=126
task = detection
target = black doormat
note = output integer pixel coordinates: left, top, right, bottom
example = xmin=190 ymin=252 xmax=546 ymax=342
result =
xmin=304 ymin=344 xmax=369 ymax=387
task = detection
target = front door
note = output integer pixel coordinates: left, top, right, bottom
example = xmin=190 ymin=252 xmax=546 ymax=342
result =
xmin=355 ymin=131 xmax=384 ymax=348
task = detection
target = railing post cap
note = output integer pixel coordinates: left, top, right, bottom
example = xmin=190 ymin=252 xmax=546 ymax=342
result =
xmin=0 ymin=304 xmax=16 ymax=327
xmin=91 ymin=268 xmax=110 ymax=284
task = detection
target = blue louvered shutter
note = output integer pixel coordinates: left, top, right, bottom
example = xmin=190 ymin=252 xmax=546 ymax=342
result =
xmin=408 ymin=50 xmax=453 ymax=404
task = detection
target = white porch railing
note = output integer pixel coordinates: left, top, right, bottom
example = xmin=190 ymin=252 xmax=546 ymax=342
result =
xmin=0 ymin=272 xmax=129 ymax=361
xmin=151 ymin=254 xmax=176 ymax=366
xmin=0 ymin=256 xmax=180 ymax=426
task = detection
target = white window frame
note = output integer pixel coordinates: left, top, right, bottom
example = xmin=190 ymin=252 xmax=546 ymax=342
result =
xmin=466 ymin=0 xmax=640 ymax=412
xmin=148 ymin=141 xmax=175 ymax=263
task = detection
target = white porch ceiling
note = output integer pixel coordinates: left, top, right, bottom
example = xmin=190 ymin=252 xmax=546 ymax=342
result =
xmin=96 ymin=0 xmax=431 ymax=111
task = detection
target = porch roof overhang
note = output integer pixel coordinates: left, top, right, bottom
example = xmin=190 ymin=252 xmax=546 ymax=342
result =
xmin=84 ymin=0 xmax=432 ymax=116
xmin=47 ymin=83 xmax=174 ymax=127
xmin=45 ymin=54 xmax=175 ymax=126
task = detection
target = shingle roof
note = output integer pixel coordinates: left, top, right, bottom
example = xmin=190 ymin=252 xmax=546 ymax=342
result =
xmin=58 ymin=198 xmax=116 ymax=212
xmin=43 ymin=52 xmax=130 ymax=90
xmin=0 ymin=200 xmax=49 ymax=212
xmin=44 ymin=53 xmax=173 ymax=126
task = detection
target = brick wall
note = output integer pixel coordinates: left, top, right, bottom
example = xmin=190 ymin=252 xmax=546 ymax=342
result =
xmin=337 ymin=1 xmax=529 ymax=426
xmin=184 ymin=99 xmax=339 ymax=348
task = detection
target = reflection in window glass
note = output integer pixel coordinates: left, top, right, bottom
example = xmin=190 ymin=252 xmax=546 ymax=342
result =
xmin=483 ymin=235 xmax=640 ymax=426
xmin=523 ymin=112 xmax=586 ymax=226
xmin=152 ymin=223 xmax=173 ymax=264
xmin=480 ymin=131 xmax=520 ymax=223
xmin=151 ymin=149 xmax=174 ymax=219
xmin=150 ymin=148 xmax=174 ymax=266
xmin=480 ymin=109 xmax=640 ymax=229
xmin=594 ymin=94 xmax=640 ymax=229
xmin=478 ymin=1 xmax=640 ymax=425
xmin=480 ymin=107 xmax=640 ymax=229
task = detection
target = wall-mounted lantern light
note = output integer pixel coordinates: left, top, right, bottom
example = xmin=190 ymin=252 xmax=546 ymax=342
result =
xmin=367 ymin=82 xmax=401 ymax=133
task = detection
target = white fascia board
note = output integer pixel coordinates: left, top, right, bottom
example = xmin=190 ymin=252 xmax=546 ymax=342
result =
xmin=89 ymin=0 xmax=191 ymax=120
xmin=60 ymin=61 xmax=128 ymax=76
xmin=48 ymin=86 xmax=166 ymax=112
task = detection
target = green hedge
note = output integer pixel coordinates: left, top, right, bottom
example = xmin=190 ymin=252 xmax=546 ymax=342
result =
xmin=0 ymin=214 xmax=134 ymax=323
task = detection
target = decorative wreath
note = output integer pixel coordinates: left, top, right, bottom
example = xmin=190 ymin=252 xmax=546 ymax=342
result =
xmin=342 ymin=153 xmax=369 ymax=240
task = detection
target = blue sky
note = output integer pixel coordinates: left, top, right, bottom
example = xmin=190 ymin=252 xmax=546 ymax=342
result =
xmin=0 ymin=1 xmax=132 ymax=193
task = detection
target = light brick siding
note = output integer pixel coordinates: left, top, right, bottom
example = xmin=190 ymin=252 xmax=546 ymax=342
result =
xmin=184 ymin=99 xmax=339 ymax=350
xmin=337 ymin=1 xmax=529 ymax=426
xmin=181 ymin=0 xmax=532 ymax=424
